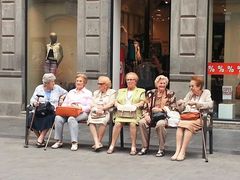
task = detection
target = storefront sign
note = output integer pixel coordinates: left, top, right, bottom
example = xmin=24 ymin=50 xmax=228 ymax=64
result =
xmin=208 ymin=63 xmax=240 ymax=75
xmin=222 ymin=86 xmax=232 ymax=100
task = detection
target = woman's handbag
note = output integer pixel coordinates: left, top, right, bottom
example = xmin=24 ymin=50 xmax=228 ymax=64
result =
xmin=56 ymin=106 xmax=83 ymax=117
xmin=117 ymin=104 xmax=137 ymax=118
xmin=152 ymin=111 xmax=167 ymax=124
xmin=35 ymin=102 xmax=55 ymax=118
xmin=180 ymin=112 xmax=200 ymax=120
xmin=167 ymin=110 xmax=180 ymax=127
xmin=90 ymin=111 xmax=106 ymax=119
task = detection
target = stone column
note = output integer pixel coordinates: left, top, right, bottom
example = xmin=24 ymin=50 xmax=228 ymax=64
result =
xmin=170 ymin=0 xmax=209 ymax=99
xmin=0 ymin=0 xmax=24 ymax=116
xmin=78 ymin=0 xmax=111 ymax=90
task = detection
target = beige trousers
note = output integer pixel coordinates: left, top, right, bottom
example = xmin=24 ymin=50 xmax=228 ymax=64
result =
xmin=138 ymin=118 xmax=167 ymax=150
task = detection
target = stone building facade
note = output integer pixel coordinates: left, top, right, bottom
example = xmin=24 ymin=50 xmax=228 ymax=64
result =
xmin=0 ymin=0 xmax=209 ymax=116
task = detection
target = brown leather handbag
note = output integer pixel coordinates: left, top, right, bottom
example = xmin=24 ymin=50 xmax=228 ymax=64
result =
xmin=180 ymin=112 xmax=200 ymax=120
xmin=56 ymin=106 xmax=83 ymax=117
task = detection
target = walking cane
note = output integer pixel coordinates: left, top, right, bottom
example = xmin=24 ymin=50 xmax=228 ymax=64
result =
xmin=200 ymin=111 xmax=208 ymax=162
xmin=44 ymin=121 xmax=55 ymax=151
xmin=147 ymin=91 xmax=154 ymax=150
xmin=24 ymin=94 xmax=44 ymax=148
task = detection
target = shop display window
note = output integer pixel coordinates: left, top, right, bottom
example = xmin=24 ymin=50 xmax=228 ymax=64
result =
xmin=209 ymin=0 xmax=240 ymax=120
xmin=27 ymin=0 xmax=77 ymax=102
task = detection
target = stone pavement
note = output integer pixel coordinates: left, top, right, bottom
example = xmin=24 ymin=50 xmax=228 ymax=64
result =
xmin=0 ymin=115 xmax=240 ymax=180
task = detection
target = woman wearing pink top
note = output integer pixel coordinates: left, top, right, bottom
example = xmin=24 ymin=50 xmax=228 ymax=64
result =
xmin=51 ymin=73 xmax=92 ymax=151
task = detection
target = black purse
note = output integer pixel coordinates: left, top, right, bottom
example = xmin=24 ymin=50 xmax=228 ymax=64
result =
xmin=35 ymin=102 xmax=55 ymax=118
xmin=152 ymin=111 xmax=167 ymax=124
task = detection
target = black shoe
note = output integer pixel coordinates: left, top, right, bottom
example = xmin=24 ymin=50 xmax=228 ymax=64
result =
xmin=138 ymin=148 xmax=148 ymax=156
xmin=36 ymin=141 xmax=45 ymax=148
xmin=94 ymin=146 xmax=103 ymax=152
xmin=156 ymin=150 xmax=165 ymax=157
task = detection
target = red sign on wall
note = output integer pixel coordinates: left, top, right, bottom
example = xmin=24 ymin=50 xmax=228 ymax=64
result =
xmin=208 ymin=63 xmax=240 ymax=75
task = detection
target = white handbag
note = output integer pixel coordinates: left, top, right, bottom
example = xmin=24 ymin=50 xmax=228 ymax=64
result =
xmin=164 ymin=106 xmax=180 ymax=127
xmin=117 ymin=104 xmax=137 ymax=118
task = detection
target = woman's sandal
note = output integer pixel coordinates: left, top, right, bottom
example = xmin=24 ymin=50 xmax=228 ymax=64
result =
xmin=176 ymin=155 xmax=185 ymax=161
xmin=129 ymin=147 xmax=137 ymax=156
xmin=155 ymin=150 xmax=165 ymax=157
xmin=94 ymin=145 xmax=103 ymax=152
xmin=170 ymin=155 xmax=178 ymax=161
xmin=36 ymin=141 xmax=45 ymax=148
xmin=92 ymin=143 xmax=103 ymax=149
xmin=107 ymin=146 xmax=114 ymax=154
xmin=138 ymin=148 xmax=148 ymax=156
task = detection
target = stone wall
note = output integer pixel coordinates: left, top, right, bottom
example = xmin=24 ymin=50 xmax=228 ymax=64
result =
xmin=170 ymin=0 xmax=209 ymax=99
xmin=78 ymin=0 xmax=111 ymax=90
xmin=0 ymin=0 xmax=24 ymax=116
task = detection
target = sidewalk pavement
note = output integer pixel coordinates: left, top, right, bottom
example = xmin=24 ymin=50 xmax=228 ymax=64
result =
xmin=0 ymin=115 xmax=240 ymax=180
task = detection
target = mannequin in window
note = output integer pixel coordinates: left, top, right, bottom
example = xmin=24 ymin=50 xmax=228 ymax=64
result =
xmin=134 ymin=40 xmax=142 ymax=62
xmin=44 ymin=32 xmax=63 ymax=75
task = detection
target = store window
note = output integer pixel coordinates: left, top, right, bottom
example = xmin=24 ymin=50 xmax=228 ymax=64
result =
xmin=120 ymin=0 xmax=170 ymax=90
xmin=209 ymin=0 xmax=240 ymax=120
xmin=27 ymin=0 xmax=77 ymax=101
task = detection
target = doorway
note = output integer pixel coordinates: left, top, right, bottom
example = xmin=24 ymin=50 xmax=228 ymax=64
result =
xmin=119 ymin=0 xmax=171 ymax=90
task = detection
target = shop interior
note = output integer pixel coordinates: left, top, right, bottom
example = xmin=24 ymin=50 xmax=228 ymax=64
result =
xmin=120 ymin=0 xmax=171 ymax=90
xmin=210 ymin=0 xmax=240 ymax=119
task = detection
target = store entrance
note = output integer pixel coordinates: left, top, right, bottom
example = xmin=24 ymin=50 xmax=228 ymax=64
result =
xmin=120 ymin=0 xmax=171 ymax=90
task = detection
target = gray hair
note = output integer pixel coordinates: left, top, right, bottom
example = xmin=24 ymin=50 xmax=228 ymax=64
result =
xmin=42 ymin=73 xmax=56 ymax=84
xmin=125 ymin=72 xmax=139 ymax=82
xmin=76 ymin=73 xmax=88 ymax=84
xmin=98 ymin=76 xmax=112 ymax=88
xmin=154 ymin=75 xmax=169 ymax=87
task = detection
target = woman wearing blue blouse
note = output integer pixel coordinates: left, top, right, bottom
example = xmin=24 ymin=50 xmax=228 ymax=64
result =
xmin=30 ymin=73 xmax=67 ymax=147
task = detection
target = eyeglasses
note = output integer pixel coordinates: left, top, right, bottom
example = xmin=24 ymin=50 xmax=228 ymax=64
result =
xmin=97 ymin=82 xmax=105 ymax=85
xmin=126 ymin=79 xmax=136 ymax=81
xmin=189 ymin=85 xmax=195 ymax=88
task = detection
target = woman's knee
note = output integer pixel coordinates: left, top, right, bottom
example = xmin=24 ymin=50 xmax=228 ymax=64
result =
xmin=114 ymin=122 xmax=123 ymax=128
xmin=156 ymin=120 xmax=166 ymax=128
xmin=138 ymin=118 xmax=146 ymax=126
xmin=129 ymin=122 xmax=137 ymax=129
xmin=68 ymin=117 xmax=78 ymax=125
xmin=55 ymin=115 xmax=65 ymax=123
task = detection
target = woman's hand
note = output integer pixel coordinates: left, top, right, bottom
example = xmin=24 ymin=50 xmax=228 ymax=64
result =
xmin=144 ymin=114 xmax=151 ymax=124
xmin=177 ymin=99 xmax=185 ymax=106
xmin=196 ymin=102 xmax=204 ymax=109
xmin=33 ymin=102 xmax=40 ymax=107
xmin=95 ymin=108 xmax=104 ymax=115
xmin=71 ymin=103 xmax=82 ymax=109
xmin=187 ymin=101 xmax=196 ymax=106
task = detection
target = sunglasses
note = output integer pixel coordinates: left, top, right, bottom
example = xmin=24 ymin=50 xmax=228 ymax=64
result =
xmin=126 ymin=79 xmax=136 ymax=81
xmin=97 ymin=82 xmax=105 ymax=85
